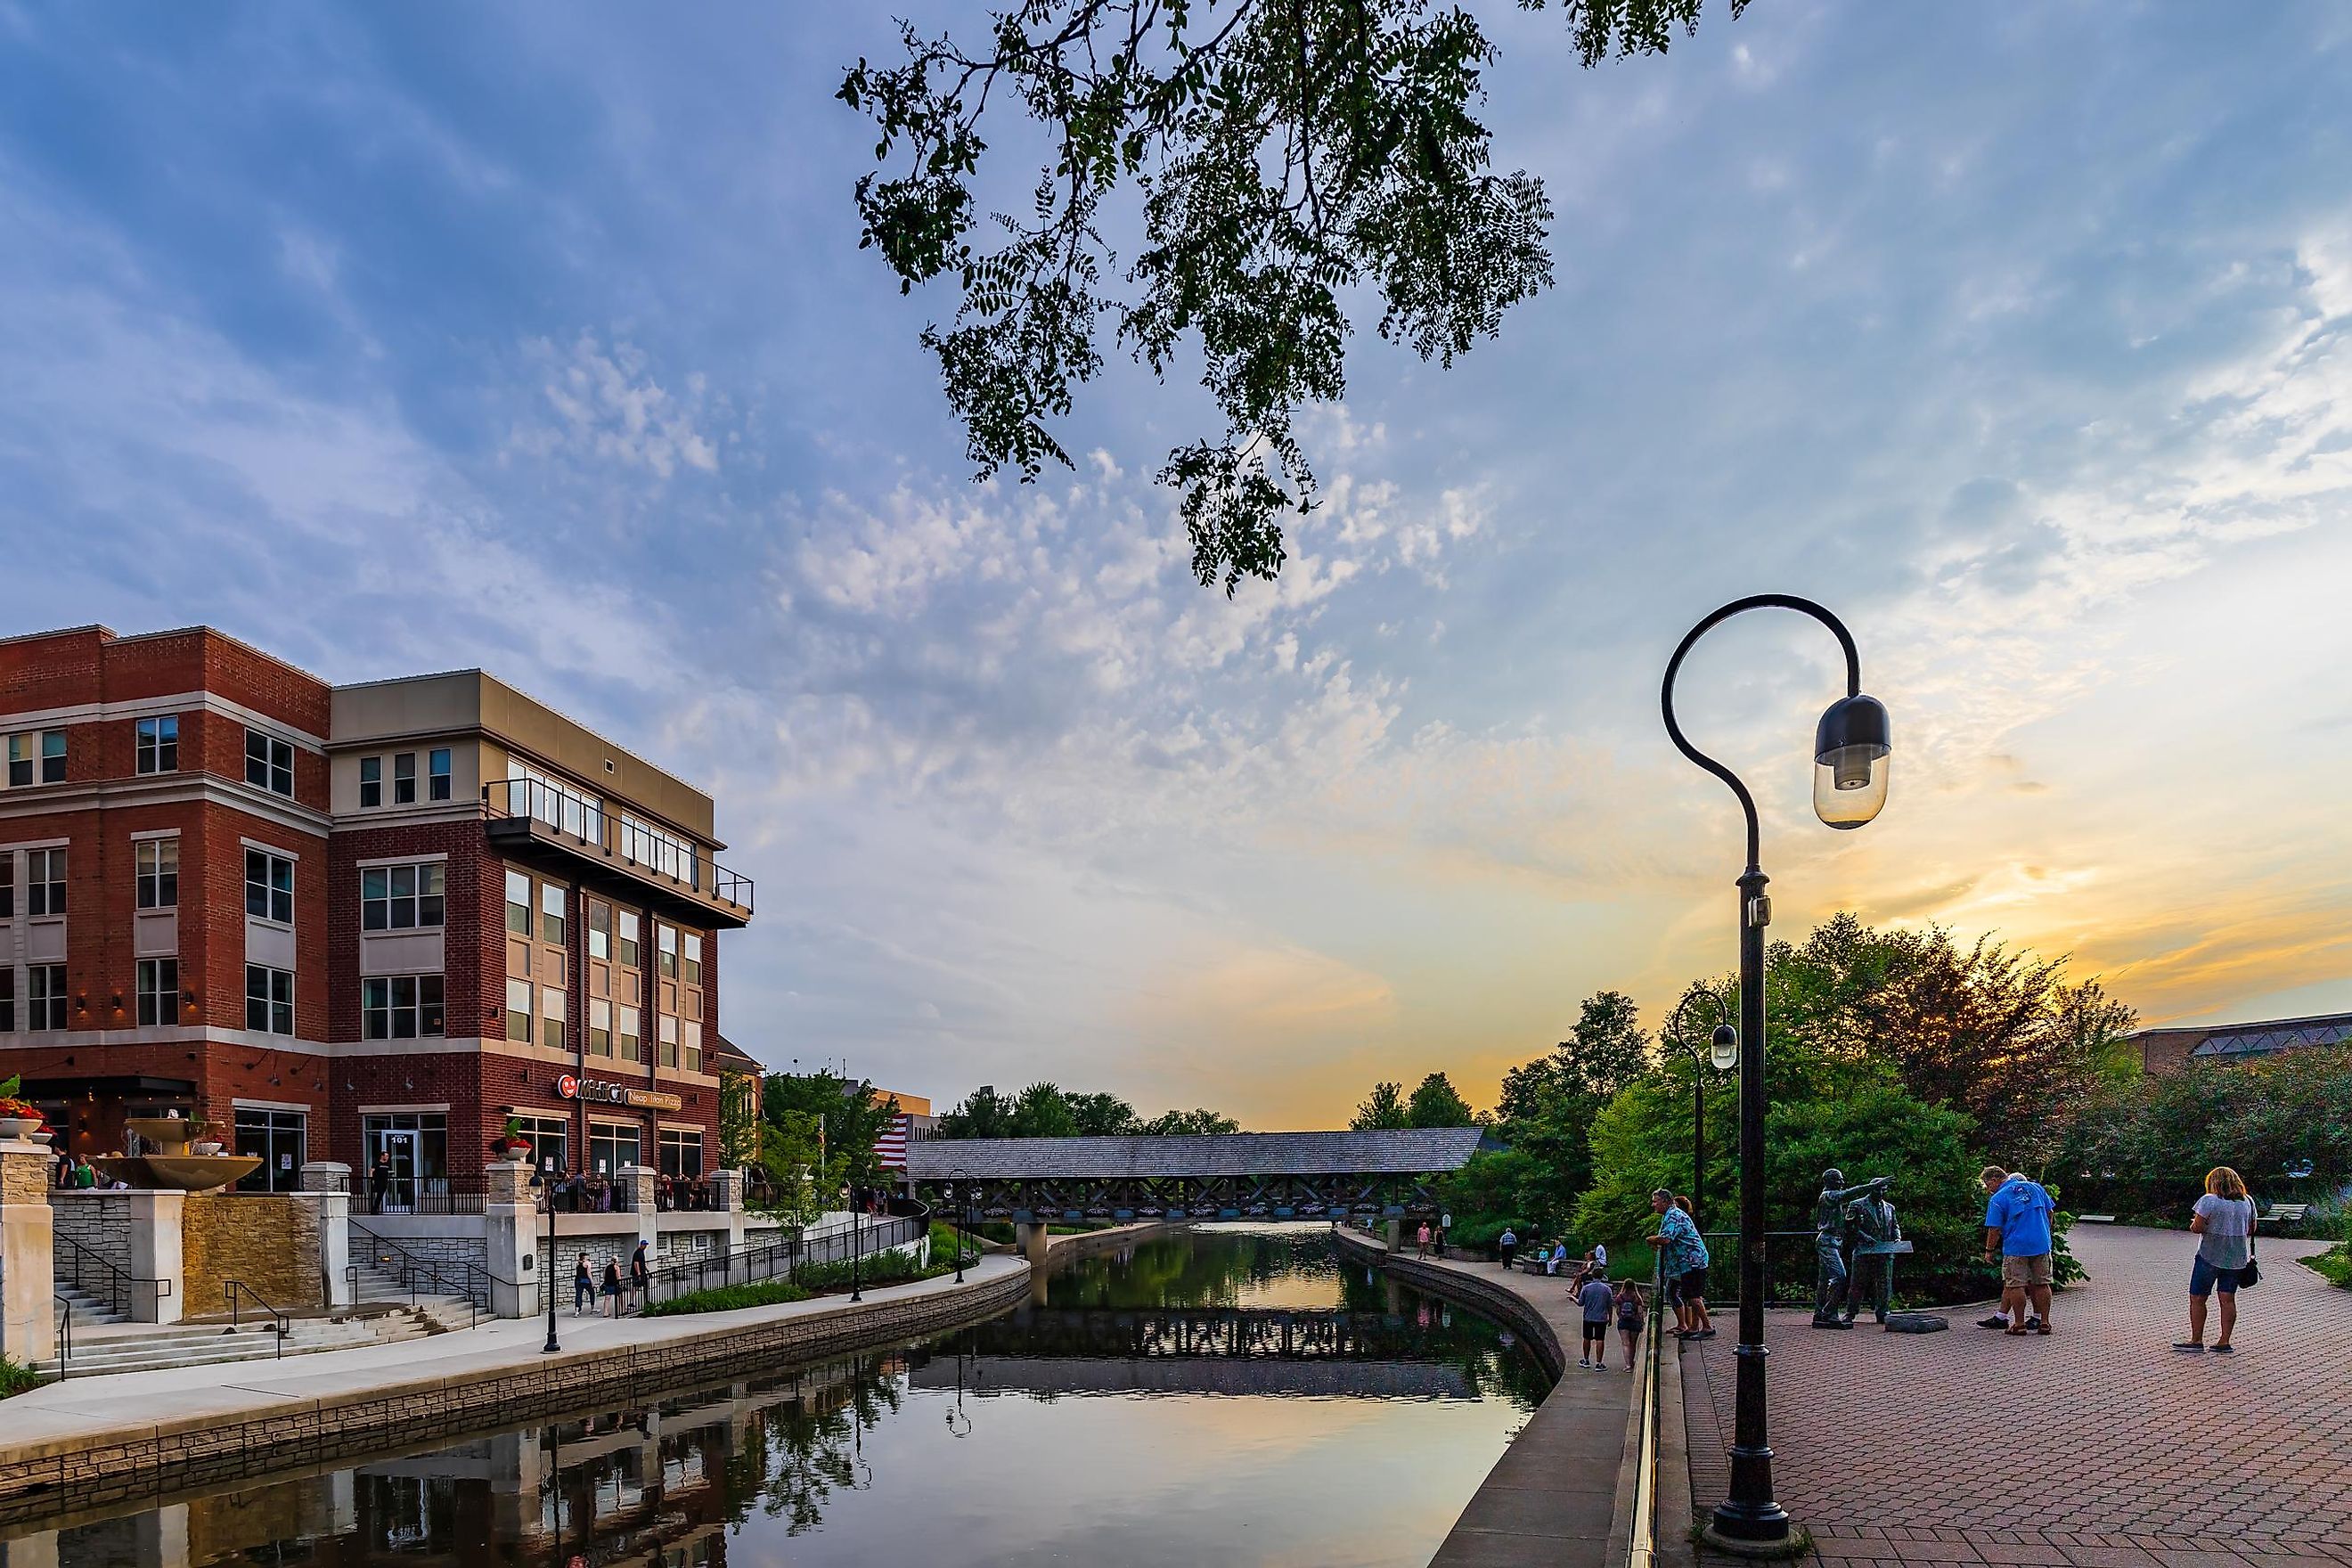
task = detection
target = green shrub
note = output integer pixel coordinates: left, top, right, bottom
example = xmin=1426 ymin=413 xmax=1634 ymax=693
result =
xmin=0 ymin=1355 xmax=41 ymax=1399
xmin=643 ymin=1279 xmax=812 ymax=1317
xmin=2307 ymin=1245 xmax=2352 ymax=1290
xmin=642 ymin=1245 xmax=955 ymax=1317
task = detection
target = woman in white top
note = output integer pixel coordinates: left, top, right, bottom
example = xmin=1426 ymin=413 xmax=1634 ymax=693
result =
xmin=2175 ymin=1165 xmax=2257 ymax=1355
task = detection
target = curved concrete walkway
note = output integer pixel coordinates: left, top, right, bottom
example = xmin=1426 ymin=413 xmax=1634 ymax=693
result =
xmin=1684 ymin=1225 xmax=2350 ymax=1568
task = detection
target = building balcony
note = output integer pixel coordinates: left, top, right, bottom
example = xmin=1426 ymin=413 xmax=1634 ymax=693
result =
xmin=482 ymin=778 xmax=753 ymax=929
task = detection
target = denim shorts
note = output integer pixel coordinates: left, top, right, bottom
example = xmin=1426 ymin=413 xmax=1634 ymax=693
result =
xmin=2189 ymin=1254 xmax=2240 ymax=1296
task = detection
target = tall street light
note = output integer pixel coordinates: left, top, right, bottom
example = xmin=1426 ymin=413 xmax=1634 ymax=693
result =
xmin=1662 ymin=594 xmax=1891 ymax=1552
xmin=533 ymin=1169 xmax=559 ymax=1356
xmin=1667 ymin=989 xmax=1738 ymax=1231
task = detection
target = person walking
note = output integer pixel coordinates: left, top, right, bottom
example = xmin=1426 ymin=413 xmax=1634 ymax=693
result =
xmin=1578 ymin=1270 xmax=1615 ymax=1369
xmin=2176 ymin=1165 xmax=2258 ymax=1354
xmin=1416 ymin=1221 xmax=1431 ymax=1256
xmin=600 ymin=1256 xmax=625 ymax=1317
xmin=368 ymin=1152 xmax=392 ymax=1216
xmin=1614 ymin=1278 xmax=1646 ymax=1371
xmin=630 ymin=1238 xmax=652 ymax=1307
xmin=1980 ymin=1164 xmax=2057 ymax=1336
xmin=573 ymin=1254 xmax=595 ymax=1315
xmin=1647 ymin=1188 xmax=1713 ymax=1339
xmin=1498 ymin=1226 xmax=1518 ymax=1272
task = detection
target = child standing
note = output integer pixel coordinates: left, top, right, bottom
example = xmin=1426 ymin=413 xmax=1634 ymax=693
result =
xmin=1577 ymin=1271 xmax=1615 ymax=1369
xmin=1614 ymin=1278 xmax=1645 ymax=1370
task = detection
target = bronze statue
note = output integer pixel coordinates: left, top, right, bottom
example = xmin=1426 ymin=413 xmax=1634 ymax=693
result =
xmin=1810 ymin=1170 xmax=1890 ymax=1327
xmin=1840 ymin=1183 xmax=1907 ymax=1326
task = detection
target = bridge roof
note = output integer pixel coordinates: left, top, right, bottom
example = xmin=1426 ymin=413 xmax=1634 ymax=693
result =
xmin=904 ymin=1127 xmax=1482 ymax=1180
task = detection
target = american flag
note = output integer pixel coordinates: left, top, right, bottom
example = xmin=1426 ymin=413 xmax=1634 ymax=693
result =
xmin=874 ymin=1112 xmax=912 ymax=1172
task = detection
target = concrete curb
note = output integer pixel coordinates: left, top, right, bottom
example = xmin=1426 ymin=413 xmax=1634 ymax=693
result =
xmin=0 ymin=1259 xmax=1031 ymax=1523
xmin=1331 ymin=1226 xmax=1567 ymax=1379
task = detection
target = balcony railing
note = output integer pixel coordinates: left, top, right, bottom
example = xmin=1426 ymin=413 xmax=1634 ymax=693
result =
xmin=482 ymin=776 xmax=752 ymax=919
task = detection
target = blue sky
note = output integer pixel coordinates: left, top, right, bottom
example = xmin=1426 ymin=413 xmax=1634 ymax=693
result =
xmin=4 ymin=3 xmax=2349 ymax=1124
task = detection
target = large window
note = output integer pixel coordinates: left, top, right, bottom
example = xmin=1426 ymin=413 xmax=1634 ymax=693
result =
xmin=657 ymin=925 xmax=677 ymax=979
xmin=27 ymin=847 xmax=66 ymax=916
xmin=135 ymin=715 xmax=178 ymax=774
xmin=588 ymin=1123 xmax=641 ymax=1177
xmin=618 ymin=812 xmax=696 ymax=885
xmin=245 ymin=964 xmax=294 ymax=1035
xmin=245 ymin=730 xmax=295 ymax=796
xmin=135 ymin=838 xmax=178 ymax=910
xmin=428 ymin=747 xmax=453 ymax=801
xmin=361 ymin=1113 xmax=448 ymax=1213
xmin=540 ymin=883 xmax=567 ymax=945
xmin=362 ymin=862 xmax=445 ymax=930
xmin=359 ymin=755 xmax=381 ymax=808
xmin=245 ymin=849 xmax=294 ymax=924
xmin=682 ymin=933 xmax=703 ymax=986
xmin=363 ymin=975 xmax=445 ymax=1040
xmin=511 ymin=1114 xmax=568 ymax=1175
xmin=136 ymin=958 xmax=178 ymax=1026
xmin=658 ymin=1128 xmax=704 ymax=1178
xmin=394 ymin=752 xmax=417 ymax=804
xmin=505 ymin=870 xmax=530 ymax=935
xmin=7 ymin=732 xmax=65 ymax=786
xmin=540 ymin=986 xmax=566 ymax=1051
xmin=509 ymin=761 xmax=602 ymax=844
xmin=235 ymin=1108 xmax=306 ymax=1193
xmin=505 ymin=977 xmax=533 ymax=1043
xmin=29 ymin=964 xmax=68 ymax=1031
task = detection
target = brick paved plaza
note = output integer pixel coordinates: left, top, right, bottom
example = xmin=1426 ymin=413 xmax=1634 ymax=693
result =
xmin=1684 ymin=1224 xmax=2352 ymax=1568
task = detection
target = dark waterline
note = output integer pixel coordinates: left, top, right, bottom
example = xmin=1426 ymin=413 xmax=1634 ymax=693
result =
xmin=26 ymin=1225 xmax=1548 ymax=1568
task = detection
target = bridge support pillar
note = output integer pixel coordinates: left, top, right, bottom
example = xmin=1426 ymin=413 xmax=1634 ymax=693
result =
xmin=1383 ymin=1217 xmax=1401 ymax=1254
xmin=1015 ymin=1221 xmax=1052 ymax=1270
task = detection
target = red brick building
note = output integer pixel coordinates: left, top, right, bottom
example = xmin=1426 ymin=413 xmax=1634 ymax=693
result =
xmin=0 ymin=625 xmax=751 ymax=1198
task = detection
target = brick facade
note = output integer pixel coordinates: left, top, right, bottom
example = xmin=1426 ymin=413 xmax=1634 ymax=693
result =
xmin=2 ymin=624 xmax=738 ymax=1182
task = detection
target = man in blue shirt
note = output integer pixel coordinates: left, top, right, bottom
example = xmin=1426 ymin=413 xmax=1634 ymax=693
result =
xmin=1980 ymin=1165 xmax=2056 ymax=1336
xmin=1647 ymin=1188 xmax=1714 ymax=1339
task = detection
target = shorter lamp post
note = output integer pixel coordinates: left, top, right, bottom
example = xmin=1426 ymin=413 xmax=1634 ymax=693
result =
xmin=948 ymin=1165 xmax=973 ymax=1284
xmin=850 ymin=1180 xmax=863 ymax=1303
xmin=532 ymin=1169 xmax=559 ymax=1355
xmin=1667 ymin=990 xmax=1739 ymax=1231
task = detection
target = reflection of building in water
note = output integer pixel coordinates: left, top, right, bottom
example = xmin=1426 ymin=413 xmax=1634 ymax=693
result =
xmin=17 ymin=1353 xmax=897 ymax=1568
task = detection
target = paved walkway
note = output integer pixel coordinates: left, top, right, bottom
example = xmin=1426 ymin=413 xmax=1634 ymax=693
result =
xmin=1683 ymin=1225 xmax=2350 ymax=1568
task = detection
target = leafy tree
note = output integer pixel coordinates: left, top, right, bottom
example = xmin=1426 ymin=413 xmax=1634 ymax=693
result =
xmin=935 ymin=1082 xmax=1019 ymax=1139
xmin=2055 ymin=1048 xmax=2352 ymax=1218
xmin=1012 ymin=1081 xmax=1082 ymax=1139
xmin=719 ymin=1062 xmax=765 ymax=1169
xmin=840 ymin=0 xmax=1734 ymax=592
xmin=1066 ymin=1090 xmax=1141 ymax=1136
xmin=1405 ymin=1070 xmax=1476 ymax=1127
xmin=1351 ymin=1081 xmax=1410 ymax=1130
xmin=1139 ymin=1107 xmax=1244 ymax=1136
xmin=764 ymin=1070 xmax=900 ymax=1188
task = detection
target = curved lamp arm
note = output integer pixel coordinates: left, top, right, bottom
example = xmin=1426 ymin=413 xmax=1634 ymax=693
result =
xmin=1667 ymin=986 xmax=1733 ymax=1054
xmin=1660 ymin=594 xmax=1862 ymax=873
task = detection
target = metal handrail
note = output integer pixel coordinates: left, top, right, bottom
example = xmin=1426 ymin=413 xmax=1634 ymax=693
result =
xmin=225 ymin=1280 xmax=290 ymax=1358
xmin=349 ymin=1223 xmax=491 ymax=1324
xmin=481 ymin=776 xmax=753 ymax=912
xmin=623 ymin=1205 xmax=929 ymax=1315
xmin=1625 ymin=1257 xmax=1668 ymax=1568
xmin=51 ymin=1294 xmax=71 ymax=1381
xmin=54 ymin=1233 xmax=169 ymax=1319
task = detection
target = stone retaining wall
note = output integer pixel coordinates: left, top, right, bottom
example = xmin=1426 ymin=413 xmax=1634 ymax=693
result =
xmin=182 ymin=1194 xmax=323 ymax=1316
xmin=48 ymin=1193 xmax=132 ymax=1284
xmin=0 ymin=1263 xmax=1033 ymax=1523
xmin=1331 ymin=1225 xmax=1566 ymax=1380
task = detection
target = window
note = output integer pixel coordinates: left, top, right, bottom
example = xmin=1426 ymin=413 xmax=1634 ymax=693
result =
xmin=30 ymin=965 xmax=68 ymax=1030
xmin=428 ymin=747 xmax=453 ymax=802
xmin=245 ymin=849 xmax=294 ymax=924
xmin=359 ymin=755 xmax=381 ymax=808
xmin=618 ymin=812 xmax=697 ymax=885
xmin=363 ymin=1113 xmax=448 ymax=1212
xmin=40 ymin=731 xmax=65 ymax=783
xmin=234 ymin=1108 xmax=306 ymax=1194
xmin=135 ymin=838 xmax=178 ymax=910
xmin=136 ymin=958 xmax=178 ymax=1026
xmin=509 ymin=760 xmax=602 ymax=844
xmin=541 ymin=986 xmax=566 ymax=1050
xmin=363 ymin=862 xmax=445 ymax=931
xmin=362 ymin=976 xmax=445 ymax=1040
xmin=245 ymin=964 xmax=294 ymax=1034
xmin=658 ymin=1128 xmax=704 ymax=1178
xmin=505 ymin=978 xmax=533 ymax=1042
xmin=682 ymin=1020 xmax=703 ymax=1074
xmin=0 ymin=855 xmax=11 ymax=918
xmin=589 ymin=1123 xmax=641 ymax=1177
xmin=27 ymin=847 xmax=66 ymax=916
xmin=587 ymin=900 xmax=610 ymax=960
xmin=540 ymin=884 xmax=566 ymax=946
xmin=135 ymin=715 xmax=178 ymax=774
xmin=505 ymin=871 xmax=531 ymax=935
xmin=618 ymin=1004 xmax=641 ymax=1062
xmin=510 ymin=1115 xmax=568 ymax=1175
xmin=617 ymin=911 xmax=641 ymax=968
xmin=682 ymin=933 xmax=702 ymax=987
xmin=245 ymin=730 xmax=295 ymax=796
xmin=0 ymin=969 xmax=12 ymax=1032
xmin=393 ymin=752 xmax=417 ymax=804
xmin=589 ymin=998 xmax=612 ymax=1057
xmin=658 ymin=1013 xmax=680 ymax=1068
xmin=4 ymin=734 xmax=30 ymax=788
xmin=657 ymin=925 xmax=677 ymax=979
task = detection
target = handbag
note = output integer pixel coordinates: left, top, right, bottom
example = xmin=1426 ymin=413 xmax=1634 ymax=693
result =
xmin=2236 ymin=1196 xmax=2259 ymax=1288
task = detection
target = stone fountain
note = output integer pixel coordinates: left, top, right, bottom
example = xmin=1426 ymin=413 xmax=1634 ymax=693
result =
xmin=92 ymin=1117 xmax=262 ymax=1192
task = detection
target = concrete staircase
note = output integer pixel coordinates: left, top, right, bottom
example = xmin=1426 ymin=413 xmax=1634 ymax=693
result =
xmin=37 ymin=1309 xmax=437 ymax=1380
xmin=53 ymin=1285 xmax=127 ymax=1328
xmin=347 ymin=1257 xmax=483 ymax=1335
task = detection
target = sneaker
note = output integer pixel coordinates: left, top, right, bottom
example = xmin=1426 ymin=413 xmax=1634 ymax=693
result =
xmin=1976 ymin=1315 xmax=2009 ymax=1330
xmin=2023 ymin=1316 xmax=2043 ymax=1332
xmin=2211 ymin=1343 xmax=2233 ymax=1354
xmin=1579 ymin=1358 xmax=1590 ymax=1368
xmin=2171 ymin=1342 xmax=2206 ymax=1352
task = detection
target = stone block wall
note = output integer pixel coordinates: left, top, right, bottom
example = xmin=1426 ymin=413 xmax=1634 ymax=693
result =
xmin=181 ymin=1194 xmax=323 ymax=1317
xmin=49 ymin=1192 xmax=132 ymax=1278
xmin=349 ymin=1229 xmax=486 ymax=1280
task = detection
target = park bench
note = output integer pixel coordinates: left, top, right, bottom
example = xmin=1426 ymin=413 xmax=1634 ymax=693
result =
xmin=2258 ymin=1202 xmax=2308 ymax=1228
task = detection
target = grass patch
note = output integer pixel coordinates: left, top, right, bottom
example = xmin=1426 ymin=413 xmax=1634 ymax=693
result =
xmin=2304 ymin=1245 xmax=2352 ymax=1290
xmin=0 ymin=1356 xmax=45 ymax=1398
xmin=642 ymin=1246 xmax=957 ymax=1317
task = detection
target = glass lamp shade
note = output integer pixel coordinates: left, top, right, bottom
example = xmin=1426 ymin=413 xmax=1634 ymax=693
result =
xmin=1709 ymin=1023 xmax=1739 ymax=1073
xmin=1813 ymin=693 xmax=1891 ymax=829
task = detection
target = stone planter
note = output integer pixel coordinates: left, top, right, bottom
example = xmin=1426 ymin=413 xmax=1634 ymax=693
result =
xmin=0 ymin=1116 xmax=41 ymax=1139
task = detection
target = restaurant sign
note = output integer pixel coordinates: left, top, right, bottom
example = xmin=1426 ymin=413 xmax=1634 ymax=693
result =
xmin=553 ymin=1074 xmax=683 ymax=1113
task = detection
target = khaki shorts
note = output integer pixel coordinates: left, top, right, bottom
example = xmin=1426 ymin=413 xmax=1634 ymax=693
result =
xmin=2001 ymin=1253 xmax=2054 ymax=1288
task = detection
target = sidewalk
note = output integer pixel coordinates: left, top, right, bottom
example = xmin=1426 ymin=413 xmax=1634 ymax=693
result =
xmin=1684 ymin=1226 xmax=2351 ymax=1568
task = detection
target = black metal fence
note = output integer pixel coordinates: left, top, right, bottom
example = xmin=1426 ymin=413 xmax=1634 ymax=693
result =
xmin=625 ymin=1209 xmax=928 ymax=1315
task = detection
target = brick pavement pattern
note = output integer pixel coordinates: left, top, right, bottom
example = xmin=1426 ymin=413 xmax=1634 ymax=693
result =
xmin=1684 ymin=1225 xmax=2352 ymax=1568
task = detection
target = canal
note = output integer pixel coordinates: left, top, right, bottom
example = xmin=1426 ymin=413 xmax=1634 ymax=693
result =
xmin=17 ymin=1225 xmax=1547 ymax=1567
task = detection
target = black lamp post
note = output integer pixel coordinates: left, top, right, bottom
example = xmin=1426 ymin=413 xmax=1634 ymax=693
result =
xmin=533 ymin=1170 xmax=559 ymax=1356
xmin=1662 ymin=593 xmax=1891 ymax=1550
xmin=1667 ymin=989 xmax=1737 ymax=1231
xmin=948 ymin=1165 xmax=972 ymax=1284
xmin=849 ymin=1180 xmax=863 ymax=1303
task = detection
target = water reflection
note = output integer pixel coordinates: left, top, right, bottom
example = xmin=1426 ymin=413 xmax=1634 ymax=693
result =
xmin=15 ymin=1226 xmax=1543 ymax=1568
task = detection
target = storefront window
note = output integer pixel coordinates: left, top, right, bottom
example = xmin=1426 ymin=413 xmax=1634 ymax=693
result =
xmin=234 ymin=1107 xmax=307 ymax=1193
xmin=588 ymin=1122 xmax=641 ymax=1176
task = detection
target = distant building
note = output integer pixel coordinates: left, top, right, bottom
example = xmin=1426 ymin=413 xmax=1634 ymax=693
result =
xmin=870 ymin=1086 xmax=934 ymax=1172
xmin=2132 ymin=1010 xmax=2352 ymax=1076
